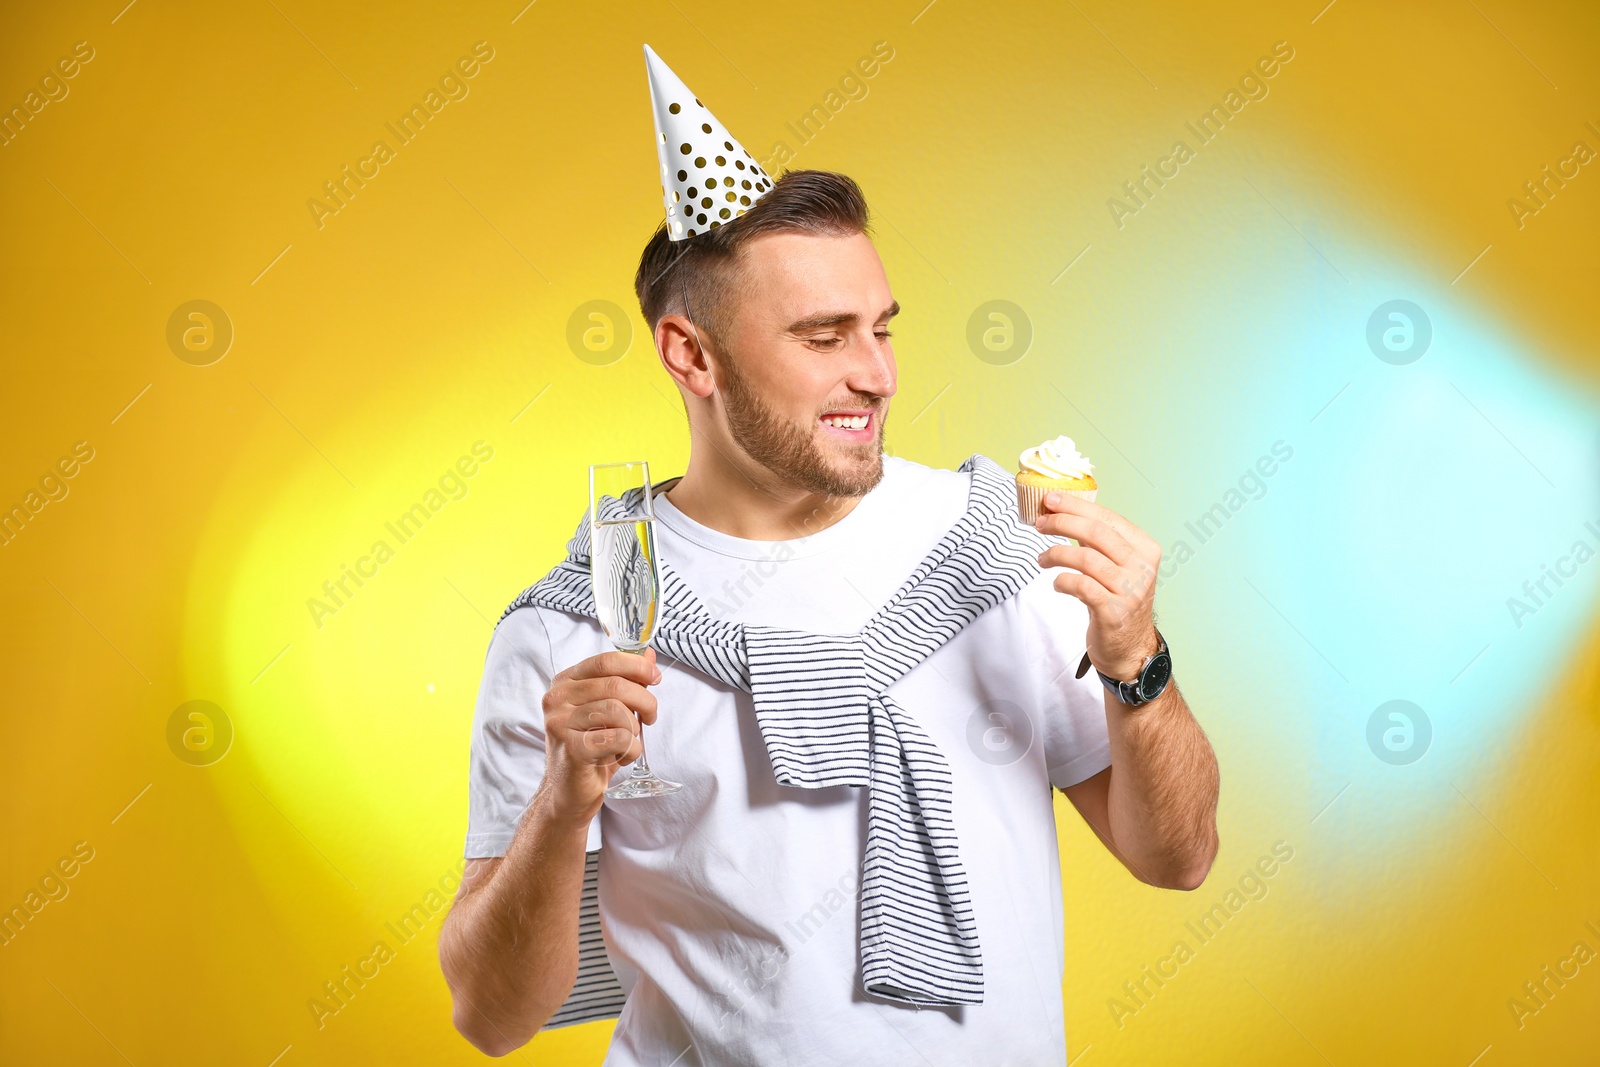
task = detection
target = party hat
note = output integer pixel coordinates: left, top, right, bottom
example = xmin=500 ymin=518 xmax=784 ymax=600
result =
xmin=644 ymin=44 xmax=774 ymax=241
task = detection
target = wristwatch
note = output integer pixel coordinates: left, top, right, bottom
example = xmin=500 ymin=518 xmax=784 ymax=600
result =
xmin=1074 ymin=629 xmax=1172 ymax=707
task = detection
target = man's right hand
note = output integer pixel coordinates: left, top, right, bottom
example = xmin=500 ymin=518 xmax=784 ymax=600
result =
xmin=442 ymin=646 xmax=661 ymax=1055
xmin=538 ymin=647 xmax=662 ymax=825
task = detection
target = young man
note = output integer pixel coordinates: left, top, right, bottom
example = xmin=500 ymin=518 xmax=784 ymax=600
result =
xmin=439 ymin=48 xmax=1219 ymax=1065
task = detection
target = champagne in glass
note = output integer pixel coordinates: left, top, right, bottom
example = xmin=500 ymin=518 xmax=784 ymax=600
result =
xmin=590 ymin=461 xmax=682 ymax=800
xmin=592 ymin=516 xmax=658 ymax=651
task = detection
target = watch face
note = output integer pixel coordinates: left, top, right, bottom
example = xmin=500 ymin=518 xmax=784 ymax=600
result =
xmin=1139 ymin=652 xmax=1172 ymax=700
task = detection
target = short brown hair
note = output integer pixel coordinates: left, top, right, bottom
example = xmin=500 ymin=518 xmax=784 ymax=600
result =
xmin=633 ymin=169 xmax=871 ymax=344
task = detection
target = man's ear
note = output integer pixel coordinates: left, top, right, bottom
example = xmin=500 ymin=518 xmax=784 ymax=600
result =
xmin=656 ymin=314 xmax=717 ymax=399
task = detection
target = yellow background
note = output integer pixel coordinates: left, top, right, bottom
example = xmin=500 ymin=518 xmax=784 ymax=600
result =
xmin=2 ymin=0 xmax=1597 ymax=1063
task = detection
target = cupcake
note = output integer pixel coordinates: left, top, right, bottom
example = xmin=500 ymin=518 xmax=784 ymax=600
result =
xmin=1016 ymin=435 xmax=1097 ymax=523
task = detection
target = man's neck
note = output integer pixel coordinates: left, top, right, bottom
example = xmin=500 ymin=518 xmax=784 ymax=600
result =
xmin=663 ymin=450 xmax=865 ymax=542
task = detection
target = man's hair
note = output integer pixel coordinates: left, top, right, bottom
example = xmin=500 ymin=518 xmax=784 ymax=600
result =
xmin=632 ymin=169 xmax=871 ymax=347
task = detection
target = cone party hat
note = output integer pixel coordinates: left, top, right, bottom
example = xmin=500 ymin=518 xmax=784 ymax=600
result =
xmin=644 ymin=44 xmax=774 ymax=241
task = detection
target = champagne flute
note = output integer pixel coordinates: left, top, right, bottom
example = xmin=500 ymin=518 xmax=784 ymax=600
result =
xmin=590 ymin=461 xmax=682 ymax=800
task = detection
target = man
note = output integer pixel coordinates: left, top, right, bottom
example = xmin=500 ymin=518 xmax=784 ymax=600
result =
xmin=439 ymin=46 xmax=1219 ymax=1065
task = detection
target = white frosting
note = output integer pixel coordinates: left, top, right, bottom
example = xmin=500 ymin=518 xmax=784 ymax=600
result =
xmin=1020 ymin=435 xmax=1094 ymax=480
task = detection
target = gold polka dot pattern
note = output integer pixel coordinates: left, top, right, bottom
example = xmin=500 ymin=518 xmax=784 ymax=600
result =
xmin=644 ymin=43 xmax=775 ymax=242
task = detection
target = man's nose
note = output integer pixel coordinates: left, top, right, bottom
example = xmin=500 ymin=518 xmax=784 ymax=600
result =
xmin=847 ymin=332 xmax=897 ymax=398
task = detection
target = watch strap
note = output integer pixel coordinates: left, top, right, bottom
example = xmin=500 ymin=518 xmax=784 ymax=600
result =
xmin=1076 ymin=630 xmax=1169 ymax=707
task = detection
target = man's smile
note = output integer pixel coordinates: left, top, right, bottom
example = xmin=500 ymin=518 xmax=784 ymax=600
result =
xmin=818 ymin=408 xmax=876 ymax=443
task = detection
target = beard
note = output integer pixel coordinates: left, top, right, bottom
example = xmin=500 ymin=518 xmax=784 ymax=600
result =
xmin=715 ymin=349 xmax=886 ymax=498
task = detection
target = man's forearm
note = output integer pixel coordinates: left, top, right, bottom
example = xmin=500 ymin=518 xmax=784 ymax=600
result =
xmin=1102 ymin=682 xmax=1219 ymax=889
xmin=439 ymin=790 xmax=593 ymax=1056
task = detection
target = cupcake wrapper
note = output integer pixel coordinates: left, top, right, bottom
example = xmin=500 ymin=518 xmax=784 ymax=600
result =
xmin=1016 ymin=482 xmax=1097 ymax=525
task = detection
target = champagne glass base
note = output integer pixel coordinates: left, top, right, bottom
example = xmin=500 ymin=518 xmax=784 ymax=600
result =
xmin=605 ymin=775 xmax=683 ymax=800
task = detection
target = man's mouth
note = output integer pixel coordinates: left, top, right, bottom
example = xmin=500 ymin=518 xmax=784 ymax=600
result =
xmin=818 ymin=409 xmax=875 ymax=441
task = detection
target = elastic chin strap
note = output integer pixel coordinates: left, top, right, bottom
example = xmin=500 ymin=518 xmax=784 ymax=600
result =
xmin=680 ymin=275 xmax=705 ymax=356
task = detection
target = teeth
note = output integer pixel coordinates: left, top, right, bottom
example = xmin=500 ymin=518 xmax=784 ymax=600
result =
xmin=822 ymin=414 xmax=869 ymax=430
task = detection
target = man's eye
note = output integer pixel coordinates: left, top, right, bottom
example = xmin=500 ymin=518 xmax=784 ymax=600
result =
xmin=808 ymin=337 xmax=844 ymax=349
xmin=876 ymin=330 xmax=893 ymax=341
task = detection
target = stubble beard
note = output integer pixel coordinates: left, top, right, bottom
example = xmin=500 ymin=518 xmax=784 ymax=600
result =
xmin=716 ymin=350 xmax=886 ymax=498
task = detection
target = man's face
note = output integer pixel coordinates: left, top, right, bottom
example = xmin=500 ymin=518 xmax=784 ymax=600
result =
xmin=705 ymin=230 xmax=898 ymax=498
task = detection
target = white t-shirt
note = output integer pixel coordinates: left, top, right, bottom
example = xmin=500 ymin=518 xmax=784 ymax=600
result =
xmin=465 ymin=455 xmax=1113 ymax=1066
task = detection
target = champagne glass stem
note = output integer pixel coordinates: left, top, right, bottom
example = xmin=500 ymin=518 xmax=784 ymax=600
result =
xmin=630 ymin=734 xmax=655 ymax=779
xmin=621 ymin=647 xmax=655 ymax=781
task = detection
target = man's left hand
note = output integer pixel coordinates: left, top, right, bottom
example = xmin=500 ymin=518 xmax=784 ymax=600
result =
xmin=1034 ymin=491 xmax=1162 ymax=681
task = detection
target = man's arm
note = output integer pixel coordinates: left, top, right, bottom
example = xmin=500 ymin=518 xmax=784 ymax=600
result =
xmin=440 ymin=808 xmax=592 ymax=1055
xmin=1032 ymin=489 xmax=1220 ymax=891
xmin=1060 ymin=679 xmax=1219 ymax=890
xmin=439 ymin=647 xmax=661 ymax=1056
